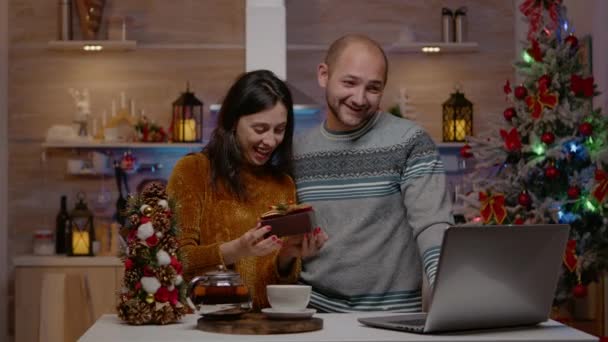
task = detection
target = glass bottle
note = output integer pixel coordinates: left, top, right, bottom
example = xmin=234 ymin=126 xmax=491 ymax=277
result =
xmin=55 ymin=195 xmax=69 ymax=254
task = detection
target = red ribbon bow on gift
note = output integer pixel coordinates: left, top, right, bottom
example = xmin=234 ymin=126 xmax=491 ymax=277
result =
xmin=525 ymin=82 xmax=558 ymax=119
xmin=479 ymin=192 xmax=507 ymax=224
xmin=519 ymin=0 xmax=561 ymax=41
xmin=570 ymin=75 xmax=594 ymax=97
xmin=500 ymin=128 xmax=522 ymax=152
xmin=563 ymin=239 xmax=577 ymax=272
xmin=592 ymin=169 xmax=608 ymax=203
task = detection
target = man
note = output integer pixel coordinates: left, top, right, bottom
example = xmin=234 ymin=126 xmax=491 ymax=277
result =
xmin=293 ymin=34 xmax=453 ymax=312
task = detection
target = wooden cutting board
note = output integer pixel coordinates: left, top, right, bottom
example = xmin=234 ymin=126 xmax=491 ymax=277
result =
xmin=197 ymin=313 xmax=323 ymax=335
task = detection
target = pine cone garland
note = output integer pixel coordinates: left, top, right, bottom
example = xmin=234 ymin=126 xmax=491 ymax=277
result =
xmin=118 ymin=300 xmax=153 ymax=325
xmin=155 ymin=266 xmax=176 ymax=286
xmin=128 ymin=214 xmax=140 ymax=229
xmin=142 ymin=182 xmax=168 ymax=206
xmin=152 ymin=212 xmax=171 ymax=233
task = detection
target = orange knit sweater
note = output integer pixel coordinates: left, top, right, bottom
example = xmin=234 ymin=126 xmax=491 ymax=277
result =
xmin=167 ymin=153 xmax=301 ymax=310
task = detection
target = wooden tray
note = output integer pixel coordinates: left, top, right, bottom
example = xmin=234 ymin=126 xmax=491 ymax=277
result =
xmin=197 ymin=313 xmax=323 ymax=335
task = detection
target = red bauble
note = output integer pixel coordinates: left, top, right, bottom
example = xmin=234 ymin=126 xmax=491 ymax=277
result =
xmin=503 ymin=107 xmax=516 ymax=122
xmin=538 ymin=74 xmax=552 ymax=89
xmin=541 ymin=132 xmax=555 ymax=145
xmin=545 ymin=165 xmax=560 ymax=180
xmin=460 ymin=144 xmax=473 ymax=159
xmin=518 ymin=191 xmax=532 ymax=208
xmin=572 ymin=284 xmax=587 ymax=298
xmin=565 ymin=35 xmax=579 ymax=49
xmin=579 ymin=122 xmax=593 ymax=136
xmin=514 ymin=86 xmax=528 ymax=100
xmin=514 ymin=217 xmax=525 ymax=225
xmin=567 ymin=186 xmax=581 ymax=199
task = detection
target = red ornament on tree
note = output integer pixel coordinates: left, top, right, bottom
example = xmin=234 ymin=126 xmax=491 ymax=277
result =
xmin=541 ymin=132 xmax=555 ymax=145
xmin=514 ymin=85 xmax=528 ymax=100
xmin=565 ymin=34 xmax=579 ymax=49
xmin=579 ymin=122 xmax=593 ymax=136
xmin=545 ymin=165 xmax=560 ymax=180
xmin=514 ymin=217 xmax=525 ymax=225
xmin=567 ymin=186 xmax=581 ymax=199
xmin=503 ymin=107 xmax=516 ymax=122
xmin=518 ymin=191 xmax=532 ymax=208
xmin=460 ymin=144 xmax=473 ymax=159
xmin=572 ymin=284 xmax=587 ymax=298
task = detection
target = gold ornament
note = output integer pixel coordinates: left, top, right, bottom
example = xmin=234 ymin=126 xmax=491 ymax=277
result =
xmin=146 ymin=293 xmax=155 ymax=304
xmin=141 ymin=205 xmax=153 ymax=217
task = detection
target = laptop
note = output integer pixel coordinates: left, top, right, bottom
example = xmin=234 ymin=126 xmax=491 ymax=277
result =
xmin=358 ymin=224 xmax=570 ymax=334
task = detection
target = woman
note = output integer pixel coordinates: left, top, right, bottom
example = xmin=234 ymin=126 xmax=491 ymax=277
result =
xmin=167 ymin=70 xmax=327 ymax=310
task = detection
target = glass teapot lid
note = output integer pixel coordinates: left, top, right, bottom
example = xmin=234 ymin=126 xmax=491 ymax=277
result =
xmin=204 ymin=265 xmax=242 ymax=284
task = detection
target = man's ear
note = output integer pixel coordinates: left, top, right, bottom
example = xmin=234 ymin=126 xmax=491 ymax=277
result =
xmin=317 ymin=63 xmax=329 ymax=88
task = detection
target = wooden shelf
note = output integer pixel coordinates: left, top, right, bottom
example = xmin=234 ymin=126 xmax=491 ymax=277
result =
xmin=42 ymin=141 xmax=205 ymax=149
xmin=387 ymin=42 xmax=479 ymax=53
xmin=436 ymin=142 xmax=466 ymax=149
xmin=48 ymin=40 xmax=137 ymax=52
xmin=287 ymin=42 xmax=479 ymax=54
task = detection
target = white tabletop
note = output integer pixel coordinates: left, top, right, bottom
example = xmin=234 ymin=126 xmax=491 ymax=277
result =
xmin=78 ymin=313 xmax=598 ymax=342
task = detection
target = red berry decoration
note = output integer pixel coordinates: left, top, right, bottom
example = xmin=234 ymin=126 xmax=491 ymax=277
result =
xmin=514 ymin=217 xmax=525 ymax=225
xmin=503 ymin=107 xmax=516 ymax=122
xmin=572 ymin=284 xmax=587 ymax=298
xmin=514 ymin=85 xmax=528 ymax=100
xmin=459 ymin=144 xmax=473 ymax=159
xmin=545 ymin=165 xmax=560 ymax=180
xmin=567 ymin=186 xmax=581 ymax=199
xmin=540 ymin=132 xmax=555 ymax=145
xmin=518 ymin=191 xmax=532 ymax=208
xmin=565 ymin=35 xmax=579 ymax=49
xmin=579 ymin=122 xmax=593 ymax=136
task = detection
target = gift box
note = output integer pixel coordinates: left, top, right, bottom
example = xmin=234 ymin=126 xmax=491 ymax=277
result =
xmin=260 ymin=203 xmax=315 ymax=237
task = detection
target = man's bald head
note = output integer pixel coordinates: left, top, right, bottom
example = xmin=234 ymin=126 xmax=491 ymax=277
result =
xmin=324 ymin=34 xmax=388 ymax=83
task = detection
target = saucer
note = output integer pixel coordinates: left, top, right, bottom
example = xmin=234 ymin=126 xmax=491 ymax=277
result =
xmin=261 ymin=308 xmax=316 ymax=320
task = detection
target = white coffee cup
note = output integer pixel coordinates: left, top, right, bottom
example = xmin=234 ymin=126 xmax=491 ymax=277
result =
xmin=266 ymin=285 xmax=311 ymax=312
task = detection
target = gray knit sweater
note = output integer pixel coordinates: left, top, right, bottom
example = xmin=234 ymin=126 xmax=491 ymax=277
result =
xmin=293 ymin=112 xmax=453 ymax=312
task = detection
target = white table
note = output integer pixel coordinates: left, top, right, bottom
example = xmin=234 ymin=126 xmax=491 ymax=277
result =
xmin=78 ymin=313 xmax=598 ymax=342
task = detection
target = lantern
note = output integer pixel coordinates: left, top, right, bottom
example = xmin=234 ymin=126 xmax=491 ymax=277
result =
xmin=67 ymin=193 xmax=95 ymax=256
xmin=171 ymin=84 xmax=203 ymax=142
xmin=442 ymin=88 xmax=473 ymax=142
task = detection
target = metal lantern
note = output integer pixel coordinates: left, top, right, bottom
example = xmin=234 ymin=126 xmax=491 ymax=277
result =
xmin=442 ymin=89 xmax=473 ymax=142
xmin=67 ymin=193 xmax=95 ymax=256
xmin=171 ymin=84 xmax=203 ymax=143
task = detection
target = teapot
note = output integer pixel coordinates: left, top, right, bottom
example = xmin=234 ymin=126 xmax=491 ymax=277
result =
xmin=187 ymin=265 xmax=252 ymax=317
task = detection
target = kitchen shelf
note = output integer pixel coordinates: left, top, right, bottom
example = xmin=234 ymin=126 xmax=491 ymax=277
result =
xmin=436 ymin=142 xmax=466 ymax=149
xmin=48 ymin=40 xmax=137 ymax=52
xmin=42 ymin=141 xmax=205 ymax=149
xmin=287 ymin=42 xmax=479 ymax=54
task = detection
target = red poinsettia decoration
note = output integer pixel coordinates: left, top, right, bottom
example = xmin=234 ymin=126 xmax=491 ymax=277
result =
xmin=570 ymin=75 xmax=594 ymax=97
xmin=527 ymin=39 xmax=543 ymax=62
xmin=525 ymin=79 xmax=558 ymax=119
xmin=500 ymin=128 xmax=522 ymax=152
xmin=592 ymin=169 xmax=608 ymax=203
xmin=563 ymin=239 xmax=577 ymax=272
xmin=503 ymin=80 xmax=512 ymax=95
xmin=479 ymin=192 xmax=507 ymax=224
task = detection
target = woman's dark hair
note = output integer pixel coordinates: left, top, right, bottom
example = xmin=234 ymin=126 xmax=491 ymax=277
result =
xmin=204 ymin=69 xmax=295 ymax=199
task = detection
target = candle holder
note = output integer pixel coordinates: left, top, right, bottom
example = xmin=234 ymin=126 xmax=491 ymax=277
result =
xmin=171 ymin=84 xmax=204 ymax=143
xmin=442 ymin=86 xmax=473 ymax=142
xmin=67 ymin=192 xmax=95 ymax=256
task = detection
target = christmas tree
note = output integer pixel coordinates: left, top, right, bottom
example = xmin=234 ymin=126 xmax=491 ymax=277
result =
xmin=455 ymin=0 xmax=608 ymax=304
xmin=117 ymin=182 xmax=189 ymax=324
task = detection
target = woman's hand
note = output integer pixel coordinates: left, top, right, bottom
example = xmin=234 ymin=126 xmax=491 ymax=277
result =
xmin=277 ymin=227 xmax=329 ymax=273
xmin=220 ymin=222 xmax=283 ymax=265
